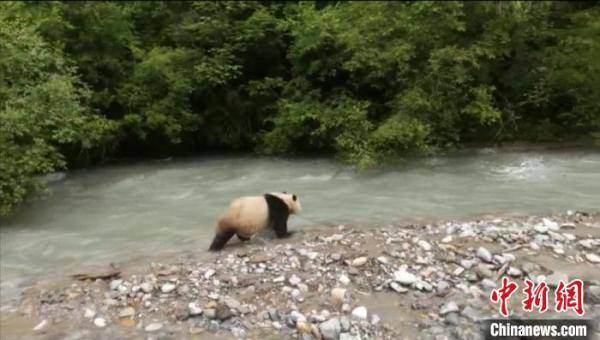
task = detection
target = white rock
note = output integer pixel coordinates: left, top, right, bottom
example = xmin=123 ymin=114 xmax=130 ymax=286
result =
xmin=273 ymin=275 xmax=285 ymax=283
xmin=306 ymin=252 xmax=319 ymax=260
xmin=161 ymin=283 xmax=176 ymax=293
xmin=543 ymin=218 xmax=559 ymax=231
xmin=140 ymin=282 xmax=153 ymax=293
xmin=330 ymin=288 xmax=346 ymax=305
xmin=481 ymin=279 xmax=497 ymax=288
xmin=33 ymin=319 xmax=48 ymax=331
xmin=476 ymin=247 xmax=493 ymax=263
xmin=376 ymin=256 xmax=389 ymax=264
xmin=272 ymin=321 xmax=282 ymax=330
xmin=553 ymin=246 xmax=565 ymax=255
xmin=393 ymin=270 xmax=418 ymax=285
xmin=339 ymin=274 xmax=351 ymax=285
xmin=204 ymin=269 xmax=216 ymax=279
xmin=441 ymin=235 xmax=453 ymax=243
xmin=534 ymin=224 xmax=548 ymax=234
xmin=289 ymin=274 xmax=302 ymax=286
xmin=94 ymin=317 xmax=107 ymax=328
xmin=460 ymin=259 xmax=475 ymax=269
xmin=371 ymin=314 xmax=381 ymax=325
xmin=351 ymin=306 xmax=368 ymax=319
xmin=351 ymin=257 xmax=368 ymax=267
xmin=440 ymin=301 xmax=459 ymax=315
xmin=418 ymin=240 xmax=432 ymax=251
xmin=84 ymin=308 xmax=95 ymax=319
xmin=507 ymin=267 xmax=522 ymax=277
xmin=145 ymin=322 xmax=163 ymax=332
xmin=188 ymin=302 xmax=203 ymax=316
xmin=585 ymin=253 xmax=600 ymax=263
xmin=109 ymin=279 xmax=122 ymax=291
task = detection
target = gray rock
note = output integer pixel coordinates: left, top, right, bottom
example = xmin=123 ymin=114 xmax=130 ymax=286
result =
xmin=289 ymin=274 xmax=302 ymax=286
xmin=587 ymin=285 xmax=600 ymax=304
xmin=331 ymin=288 xmax=346 ymax=305
xmin=209 ymin=320 xmax=219 ymax=332
xmin=521 ymin=262 xmax=541 ymax=274
xmin=475 ymin=264 xmax=493 ymax=278
xmin=340 ymin=333 xmax=360 ymax=340
xmin=460 ymin=259 xmax=475 ymax=269
xmin=216 ymin=304 xmax=234 ymax=321
xmin=204 ymin=308 xmax=216 ymax=319
xmin=418 ymin=240 xmax=432 ymax=251
xmin=546 ymin=272 xmax=569 ymax=287
xmin=390 ymin=281 xmax=408 ymax=293
xmin=340 ymin=316 xmax=351 ymax=332
xmin=461 ymin=306 xmax=480 ymax=321
xmin=440 ymin=301 xmax=459 ymax=315
xmin=351 ymin=257 xmax=368 ymax=267
xmin=319 ymin=318 xmax=341 ymax=340
xmin=507 ymin=267 xmax=522 ymax=277
xmin=481 ymin=279 xmax=497 ymax=288
xmin=118 ymin=307 xmax=135 ymax=318
xmin=445 ymin=312 xmax=459 ymax=325
xmin=268 ymin=308 xmax=280 ymax=321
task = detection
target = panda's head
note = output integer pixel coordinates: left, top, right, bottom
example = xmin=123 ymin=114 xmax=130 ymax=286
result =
xmin=271 ymin=192 xmax=301 ymax=214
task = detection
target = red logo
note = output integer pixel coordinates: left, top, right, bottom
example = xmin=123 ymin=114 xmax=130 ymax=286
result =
xmin=490 ymin=277 xmax=585 ymax=317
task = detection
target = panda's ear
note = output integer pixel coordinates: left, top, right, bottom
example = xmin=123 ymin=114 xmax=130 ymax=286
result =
xmin=282 ymin=191 xmax=287 ymax=194
xmin=292 ymin=194 xmax=297 ymax=201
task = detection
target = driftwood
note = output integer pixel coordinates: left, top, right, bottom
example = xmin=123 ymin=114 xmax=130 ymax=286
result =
xmin=72 ymin=268 xmax=120 ymax=281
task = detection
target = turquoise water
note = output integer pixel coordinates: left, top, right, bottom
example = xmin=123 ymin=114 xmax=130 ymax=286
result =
xmin=1 ymin=150 xmax=599 ymax=304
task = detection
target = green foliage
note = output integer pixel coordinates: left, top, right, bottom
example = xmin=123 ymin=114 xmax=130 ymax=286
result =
xmin=0 ymin=3 xmax=116 ymax=215
xmin=1 ymin=1 xmax=599 ymax=214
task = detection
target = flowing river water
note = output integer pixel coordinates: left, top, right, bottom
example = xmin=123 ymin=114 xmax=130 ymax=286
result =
xmin=1 ymin=149 xmax=599 ymax=307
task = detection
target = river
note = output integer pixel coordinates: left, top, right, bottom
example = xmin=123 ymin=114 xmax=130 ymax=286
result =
xmin=1 ymin=149 xmax=599 ymax=307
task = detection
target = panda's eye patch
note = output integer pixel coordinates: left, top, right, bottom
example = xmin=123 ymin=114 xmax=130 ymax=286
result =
xmin=292 ymin=195 xmax=297 ymax=201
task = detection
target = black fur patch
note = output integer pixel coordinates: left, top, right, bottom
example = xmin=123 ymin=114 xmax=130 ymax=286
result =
xmin=209 ymin=229 xmax=235 ymax=251
xmin=264 ymin=193 xmax=290 ymax=238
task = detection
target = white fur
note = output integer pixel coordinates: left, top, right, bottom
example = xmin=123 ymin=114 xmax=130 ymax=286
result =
xmin=217 ymin=193 xmax=300 ymax=238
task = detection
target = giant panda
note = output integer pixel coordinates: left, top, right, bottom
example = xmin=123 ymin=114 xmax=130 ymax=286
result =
xmin=208 ymin=192 xmax=301 ymax=251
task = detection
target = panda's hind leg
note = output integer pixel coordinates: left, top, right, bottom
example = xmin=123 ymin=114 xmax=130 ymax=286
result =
xmin=209 ymin=228 xmax=235 ymax=251
xmin=237 ymin=234 xmax=251 ymax=242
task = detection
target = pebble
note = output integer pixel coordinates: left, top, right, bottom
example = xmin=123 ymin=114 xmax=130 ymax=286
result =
xmin=371 ymin=314 xmax=381 ymax=325
xmin=546 ymin=272 xmax=569 ymax=287
xmin=33 ymin=319 xmax=48 ymax=331
xmin=84 ymin=308 xmax=95 ymax=319
xmin=204 ymin=269 xmax=216 ymax=279
xmin=418 ymin=240 xmax=432 ymax=251
xmin=351 ymin=257 xmax=368 ymax=267
xmin=109 ymin=279 xmax=122 ymax=291
xmin=339 ymin=274 xmax=351 ymax=285
xmin=376 ymin=256 xmax=389 ymax=264
xmin=330 ymin=253 xmax=342 ymax=261
xmin=542 ymin=218 xmax=559 ymax=231
xmin=351 ymin=306 xmax=368 ymax=319
xmin=140 ymin=282 xmax=153 ymax=293
xmin=289 ymin=274 xmax=302 ymax=286
xmin=319 ymin=318 xmax=341 ymax=340
xmin=118 ymin=307 xmax=135 ymax=318
xmin=161 ymin=283 xmax=176 ymax=293
xmin=440 ymin=301 xmax=459 ymax=315
xmin=481 ymin=279 xmax=497 ymax=288
xmin=460 ymin=260 xmax=475 ymax=269
xmin=272 ymin=321 xmax=282 ymax=330
xmin=188 ymin=302 xmax=203 ymax=316
xmin=393 ymin=270 xmax=418 ymax=285
xmin=330 ymin=288 xmax=346 ymax=306
xmin=507 ymin=267 xmax=522 ymax=277
xmin=145 ymin=322 xmax=163 ymax=332
xmin=476 ymin=247 xmax=493 ymax=263
xmin=390 ymin=281 xmax=408 ymax=293
xmin=585 ymin=253 xmax=600 ymax=263
xmin=94 ymin=317 xmax=107 ymax=328
xmin=340 ymin=333 xmax=359 ymax=340
xmin=340 ymin=316 xmax=350 ymax=332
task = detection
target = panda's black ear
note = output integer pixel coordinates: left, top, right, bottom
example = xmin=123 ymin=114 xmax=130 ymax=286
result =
xmin=283 ymin=191 xmax=287 ymax=194
xmin=293 ymin=194 xmax=297 ymax=201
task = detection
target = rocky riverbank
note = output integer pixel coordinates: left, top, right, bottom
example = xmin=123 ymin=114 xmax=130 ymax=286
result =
xmin=4 ymin=212 xmax=600 ymax=339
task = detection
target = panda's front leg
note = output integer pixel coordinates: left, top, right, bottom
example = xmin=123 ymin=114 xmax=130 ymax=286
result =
xmin=274 ymin=220 xmax=294 ymax=238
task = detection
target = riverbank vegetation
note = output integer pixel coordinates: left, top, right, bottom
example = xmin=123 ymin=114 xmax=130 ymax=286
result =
xmin=1 ymin=1 xmax=599 ymax=215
